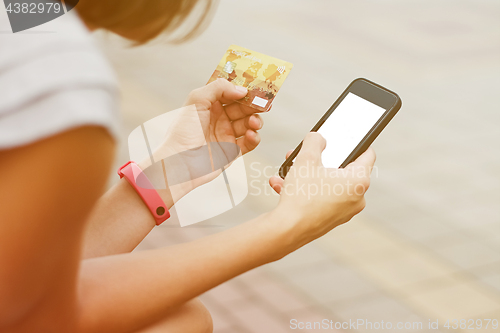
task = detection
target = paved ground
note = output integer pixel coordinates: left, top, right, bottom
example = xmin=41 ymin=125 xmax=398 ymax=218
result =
xmin=96 ymin=0 xmax=500 ymax=332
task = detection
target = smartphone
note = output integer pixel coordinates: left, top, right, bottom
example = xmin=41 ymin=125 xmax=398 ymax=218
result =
xmin=279 ymin=78 xmax=402 ymax=178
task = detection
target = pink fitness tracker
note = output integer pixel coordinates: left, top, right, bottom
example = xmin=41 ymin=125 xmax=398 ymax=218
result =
xmin=118 ymin=161 xmax=170 ymax=225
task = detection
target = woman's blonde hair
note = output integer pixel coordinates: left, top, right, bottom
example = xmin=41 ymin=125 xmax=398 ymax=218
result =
xmin=76 ymin=0 xmax=215 ymax=44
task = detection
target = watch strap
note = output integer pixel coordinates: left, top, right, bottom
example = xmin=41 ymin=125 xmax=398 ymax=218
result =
xmin=118 ymin=161 xmax=170 ymax=225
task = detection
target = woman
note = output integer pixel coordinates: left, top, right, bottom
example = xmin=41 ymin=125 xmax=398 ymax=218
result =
xmin=0 ymin=0 xmax=375 ymax=332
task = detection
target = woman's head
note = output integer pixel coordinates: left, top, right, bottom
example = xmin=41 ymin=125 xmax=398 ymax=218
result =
xmin=76 ymin=0 xmax=215 ymax=44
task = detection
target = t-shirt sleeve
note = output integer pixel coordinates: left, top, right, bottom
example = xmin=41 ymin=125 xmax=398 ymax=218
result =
xmin=0 ymin=12 xmax=120 ymax=149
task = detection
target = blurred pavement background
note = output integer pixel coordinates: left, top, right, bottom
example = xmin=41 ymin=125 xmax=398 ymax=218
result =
xmin=95 ymin=0 xmax=500 ymax=332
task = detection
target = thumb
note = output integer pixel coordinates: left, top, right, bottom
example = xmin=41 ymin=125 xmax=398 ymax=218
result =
xmin=185 ymin=78 xmax=248 ymax=109
xmin=294 ymin=132 xmax=326 ymax=166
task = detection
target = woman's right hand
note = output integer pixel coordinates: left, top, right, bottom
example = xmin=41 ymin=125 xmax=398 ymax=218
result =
xmin=268 ymin=132 xmax=376 ymax=256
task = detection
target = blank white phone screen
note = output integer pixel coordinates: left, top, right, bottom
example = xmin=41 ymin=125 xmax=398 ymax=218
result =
xmin=317 ymin=92 xmax=386 ymax=168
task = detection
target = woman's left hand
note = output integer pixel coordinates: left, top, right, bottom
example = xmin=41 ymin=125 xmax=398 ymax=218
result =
xmin=184 ymin=78 xmax=263 ymax=155
xmin=145 ymin=78 xmax=264 ymax=202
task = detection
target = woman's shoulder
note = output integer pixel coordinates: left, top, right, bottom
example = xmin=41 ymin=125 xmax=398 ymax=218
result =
xmin=0 ymin=10 xmax=118 ymax=108
xmin=0 ymin=11 xmax=120 ymax=149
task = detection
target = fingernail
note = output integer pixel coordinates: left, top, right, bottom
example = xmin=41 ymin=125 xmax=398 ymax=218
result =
xmin=235 ymin=85 xmax=247 ymax=93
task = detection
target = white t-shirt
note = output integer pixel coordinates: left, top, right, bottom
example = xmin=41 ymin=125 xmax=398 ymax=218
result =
xmin=0 ymin=9 xmax=120 ymax=149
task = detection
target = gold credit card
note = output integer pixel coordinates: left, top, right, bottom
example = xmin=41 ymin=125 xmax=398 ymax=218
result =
xmin=207 ymin=45 xmax=293 ymax=112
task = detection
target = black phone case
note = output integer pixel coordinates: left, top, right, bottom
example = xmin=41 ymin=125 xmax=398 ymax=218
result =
xmin=279 ymin=78 xmax=402 ymax=178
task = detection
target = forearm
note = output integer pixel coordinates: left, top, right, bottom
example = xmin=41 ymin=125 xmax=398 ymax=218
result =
xmin=81 ymin=178 xmax=174 ymax=259
xmin=77 ymin=211 xmax=293 ymax=333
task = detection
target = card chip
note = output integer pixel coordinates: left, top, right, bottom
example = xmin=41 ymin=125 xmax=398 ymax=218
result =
xmin=223 ymin=61 xmax=237 ymax=74
xmin=252 ymin=96 xmax=268 ymax=108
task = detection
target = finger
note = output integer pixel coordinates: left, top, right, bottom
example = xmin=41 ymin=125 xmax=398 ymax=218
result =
xmin=294 ymin=132 xmax=326 ymax=166
xmin=345 ymin=147 xmax=376 ymax=171
xmin=285 ymin=149 xmax=294 ymax=160
xmin=186 ymin=79 xmax=248 ymax=109
xmin=236 ymin=129 xmax=261 ymax=155
xmin=224 ymin=102 xmax=263 ymax=121
xmin=231 ymin=114 xmax=263 ymax=138
xmin=269 ymin=176 xmax=284 ymax=194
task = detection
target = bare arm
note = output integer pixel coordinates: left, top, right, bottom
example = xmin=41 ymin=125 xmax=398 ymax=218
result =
xmin=78 ymin=210 xmax=292 ymax=332
xmin=80 ymin=178 xmax=167 ymax=258
xmin=0 ymin=126 xmax=115 ymax=331
xmin=77 ymin=132 xmax=375 ymax=333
